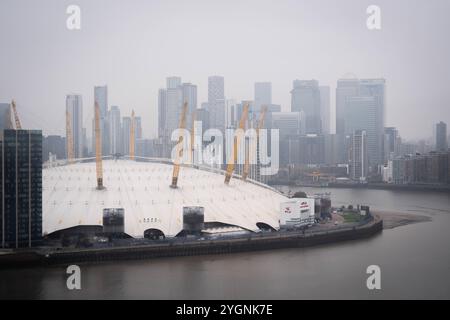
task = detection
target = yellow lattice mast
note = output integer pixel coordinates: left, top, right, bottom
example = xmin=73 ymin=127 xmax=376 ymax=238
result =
xmin=130 ymin=110 xmax=135 ymax=160
xmin=11 ymin=100 xmax=22 ymax=129
xmin=66 ymin=110 xmax=74 ymax=164
xmin=243 ymin=105 xmax=267 ymax=181
xmin=224 ymin=103 xmax=249 ymax=185
xmin=94 ymin=101 xmax=104 ymax=189
xmin=190 ymin=109 xmax=197 ymax=164
xmin=170 ymin=102 xmax=188 ymax=189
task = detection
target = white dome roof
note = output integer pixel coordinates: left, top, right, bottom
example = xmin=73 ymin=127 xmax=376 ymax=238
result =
xmin=43 ymin=159 xmax=287 ymax=238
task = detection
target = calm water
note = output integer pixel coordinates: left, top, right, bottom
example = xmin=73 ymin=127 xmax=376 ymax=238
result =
xmin=1 ymin=187 xmax=450 ymax=299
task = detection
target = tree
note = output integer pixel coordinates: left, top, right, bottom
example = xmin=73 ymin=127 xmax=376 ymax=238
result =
xmin=292 ymin=191 xmax=307 ymax=198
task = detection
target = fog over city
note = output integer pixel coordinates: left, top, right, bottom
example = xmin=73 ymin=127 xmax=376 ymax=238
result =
xmin=1 ymin=0 xmax=449 ymax=140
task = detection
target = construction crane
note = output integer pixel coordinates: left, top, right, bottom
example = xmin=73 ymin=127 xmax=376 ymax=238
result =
xmin=11 ymin=100 xmax=22 ymax=129
xmin=65 ymin=110 xmax=74 ymax=164
xmin=94 ymin=102 xmax=104 ymax=190
xmin=130 ymin=110 xmax=135 ymax=160
xmin=224 ymin=103 xmax=249 ymax=185
xmin=170 ymin=102 xmax=188 ymax=189
xmin=242 ymin=105 xmax=267 ymax=181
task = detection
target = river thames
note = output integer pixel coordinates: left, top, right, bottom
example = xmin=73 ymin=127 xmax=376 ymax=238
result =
xmin=1 ymin=187 xmax=449 ymax=299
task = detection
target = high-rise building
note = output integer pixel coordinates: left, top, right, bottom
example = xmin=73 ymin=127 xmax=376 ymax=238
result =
xmin=166 ymin=76 xmax=182 ymax=89
xmin=319 ymin=86 xmax=330 ymax=134
xmin=435 ymin=121 xmax=448 ymax=151
xmin=336 ymin=78 xmax=385 ymax=166
xmin=43 ymin=135 xmax=66 ymax=162
xmin=94 ymin=85 xmax=110 ymax=156
xmin=109 ymin=106 xmax=121 ymax=155
xmin=208 ymin=76 xmax=225 ymax=132
xmin=1 ymin=129 xmax=42 ymax=248
xmin=384 ymin=127 xmax=399 ymax=163
xmin=135 ymin=116 xmax=142 ymax=140
xmin=182 ymin=83 xmax=197 ymax=129
xmin=350 ymin=130 xmax=368 ymax=181
xmin=298 ymin=134 xmax=325 ymax=165
xmin=158 ymin=89 xmax=167 ymax=139
xmin=0 ymin=103 xmax=13 ymax=133
xmin=254 ymin=82 xmax=272 ymax=111
xmin=122 ymin=116 xmax=131 ymax=155
xmin=66 ymin=94 xmax=83 ymax=158
xmin=165 ymin=81 xmax=183 ymax=140
xmin=291 ymin=80 xmax=321 ymax=134
xmin=271 ymin=112 xmax=301 ymax=139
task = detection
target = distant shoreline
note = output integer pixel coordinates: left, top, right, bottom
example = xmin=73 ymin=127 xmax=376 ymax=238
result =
xmin=270 ymin=182 xmax=450 ymax=193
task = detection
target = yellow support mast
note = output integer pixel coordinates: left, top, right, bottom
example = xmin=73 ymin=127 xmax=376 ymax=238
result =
xmin=66 ymin=110 xmax=74 ymax=164
xmin=170 ymin=102 xmax=188 ymax=189
xmin=190 ymin=109 xmax=197 ymax=164
xmin=224 ymin=103 xmax=249 ymax=185
xmin=243 ymin=105 xmax=267 ymax=181
xmin=94 ymin=101 xmax=104 ymax=189
xmin=130 ymin=110 xmax=135 ymax=160
xmin=11 ymin=100 xmax=22 ymax=129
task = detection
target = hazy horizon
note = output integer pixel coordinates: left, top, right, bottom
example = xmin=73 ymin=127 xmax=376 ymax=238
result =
xmin=1 ymin=0 xmax=449 ymax=141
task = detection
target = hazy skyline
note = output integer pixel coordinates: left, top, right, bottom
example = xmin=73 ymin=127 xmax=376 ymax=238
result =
xmin=1 ymin=0 xmax=450 ymax=140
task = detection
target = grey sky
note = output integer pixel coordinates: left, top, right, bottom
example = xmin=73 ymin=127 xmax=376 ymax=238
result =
xmin=1 ymin=0 xmax=449 ymax=140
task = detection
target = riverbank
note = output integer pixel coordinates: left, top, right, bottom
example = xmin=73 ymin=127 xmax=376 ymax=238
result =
xmin=0 ymin=215 xmax=382 ymax=268
xmin=373 ymin=210 xmax=431 ymax=229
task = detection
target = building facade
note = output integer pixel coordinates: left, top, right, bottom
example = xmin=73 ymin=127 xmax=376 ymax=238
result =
xmin=1 ymin=129 xmax=42 ymax=248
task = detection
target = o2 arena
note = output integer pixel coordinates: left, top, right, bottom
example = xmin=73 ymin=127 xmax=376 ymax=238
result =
xmin=42 ymin=158 xmax=288 ymax=239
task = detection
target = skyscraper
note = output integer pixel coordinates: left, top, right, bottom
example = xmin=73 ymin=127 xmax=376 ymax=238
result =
xmin=166 ymin=76 xmax=181 ymax=90
xmin=0 ymin=103 xmax=13 ymax=133
xmin=158 ymin=88 xmax=167 ymax=139
xmin=435 ymin=121 xmax=448 ymax=151
xmin=254 ymin=82 xmax=272 ymax=110
xmin=109 ymin=106 xmax=121 ymax=155
xmin=182 ymin=82 xmax=198 ymax=129
xmin=42 ymin=135 xmax=66 ymax=162
xmin=208 ymin=76 xmax=225 ymax=132
xmin=291 ymin=80 xmax=321 ymax=134
xmin=350 ymin=130 xmax=368 ymax=181
xmin=165 ymin=80 xmax=183 ymax=140
xmin=66 ymin=94 xmax=83 ymax=158
xmin=122 ymin=116 xmax=131 ymax=155
xmin=1 ymin=129 xmax=42 ymax=248
xmin=319 ymin=86 xmax=330 ymax=134
xmin=135 ymin=116 xmax=142 ymax=140
xmin=336 ymin=78 xmax=385 ymax=166
xmin=384 ymin=127 xmax=399 ymax=163
xmin=94 ymin=85 xmax=110 ymax=156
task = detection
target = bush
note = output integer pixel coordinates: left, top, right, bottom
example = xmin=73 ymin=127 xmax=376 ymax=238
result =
xmin=292 ymin=191 xmax=307 ymax=198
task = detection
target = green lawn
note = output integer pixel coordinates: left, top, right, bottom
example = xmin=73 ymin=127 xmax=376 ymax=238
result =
xmin=342 ymin=212 xmax=362 ymax=223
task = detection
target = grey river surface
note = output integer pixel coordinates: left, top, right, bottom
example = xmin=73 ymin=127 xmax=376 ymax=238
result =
xmin=1 ymin=187 xmax=450 ymax=299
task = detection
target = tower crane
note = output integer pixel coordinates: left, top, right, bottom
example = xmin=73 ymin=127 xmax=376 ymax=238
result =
xmin=224 ymin=103 xmax=249 ymax=185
